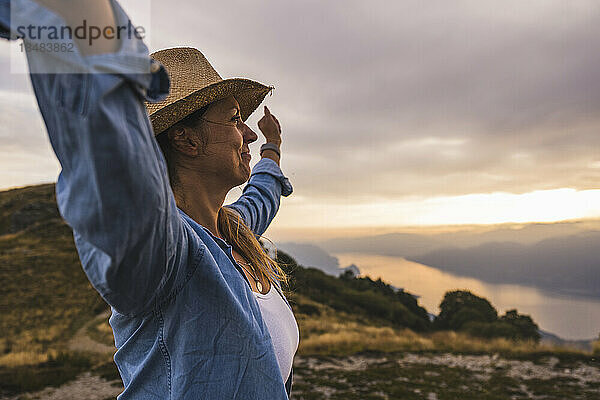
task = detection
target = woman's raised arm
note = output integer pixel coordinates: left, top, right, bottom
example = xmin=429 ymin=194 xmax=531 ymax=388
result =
xmin=1 ymin=0 xmax=197 ymax=317
xmin=227 ymin=110 xmax=293 ymax=236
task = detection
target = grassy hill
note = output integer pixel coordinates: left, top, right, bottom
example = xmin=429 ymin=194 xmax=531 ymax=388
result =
xmin=1 ymin=183 xmax=599 ymax=399
xmin=0 ymin=184 xmax=431 ymax=353
xmin=0 ymin=184 xmax=106 ymax=360
xmin=0 ymin=184 xmax=108 ymax=396
xmin=0 ymin=183 xmax=433 ymax=395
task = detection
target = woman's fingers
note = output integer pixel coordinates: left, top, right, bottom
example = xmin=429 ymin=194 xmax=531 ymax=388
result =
xmin=263 ymin=106 xmax=280 ymax=132
xmin=257 ymin=106 xmax=282 ymax=144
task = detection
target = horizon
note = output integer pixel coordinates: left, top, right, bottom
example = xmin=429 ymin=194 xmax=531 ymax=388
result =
xmin=2 ymin=181 xmax=600 ymax=242
xmin=2 ymin=0 xmax=599 ymax=231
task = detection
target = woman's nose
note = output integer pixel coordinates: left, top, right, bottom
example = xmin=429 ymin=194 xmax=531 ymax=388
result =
xmin=240 ymin=122 xmax=258 ymax=143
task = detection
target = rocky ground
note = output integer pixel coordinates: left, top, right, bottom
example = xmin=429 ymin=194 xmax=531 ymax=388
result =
xmin=291 ymin=352 xmax=600 ymax=399
xmin=4 ymin=352 xmax=599 ymax=400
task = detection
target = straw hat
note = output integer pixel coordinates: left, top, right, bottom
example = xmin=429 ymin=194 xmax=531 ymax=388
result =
xmin=145 ymin=47 xmax=272 ymax=136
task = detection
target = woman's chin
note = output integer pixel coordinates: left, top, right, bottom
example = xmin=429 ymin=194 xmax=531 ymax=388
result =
xmin=236 ymin=163 xmax=251 ymax=183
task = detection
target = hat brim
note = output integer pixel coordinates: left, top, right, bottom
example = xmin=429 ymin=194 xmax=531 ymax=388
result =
xmin=149 ymin=78 xmax=272 ymax=136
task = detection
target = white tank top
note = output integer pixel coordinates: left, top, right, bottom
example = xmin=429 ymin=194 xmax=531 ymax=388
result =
xmin=253 ymin=284 xmax=299 ymax=382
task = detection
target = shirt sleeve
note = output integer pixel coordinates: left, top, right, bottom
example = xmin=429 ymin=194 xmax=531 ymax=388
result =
xmin=226 ymin=157 xmax=293 ymax=237
xmin=3 ymin=0 xmax=199 ymax=317
xmin=0 ymin=0 xmax=10 ymax=39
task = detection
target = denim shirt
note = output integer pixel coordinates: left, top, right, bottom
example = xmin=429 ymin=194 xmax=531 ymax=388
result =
xmin=1 ymin=1 xmax=295 ymax=398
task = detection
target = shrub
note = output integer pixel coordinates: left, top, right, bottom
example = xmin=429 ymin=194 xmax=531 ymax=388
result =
xmin=499 ymin=309 xmax=540 ymax=342
xmin=434 ymin=291 xmax=541 ymax=343
xmin=435 ymin=290 xmax=498 ymax=330
xmin=277 ymin=250 xmax=432 ymax=332
xmin=462 ymin=321 xmax=521 ymax=340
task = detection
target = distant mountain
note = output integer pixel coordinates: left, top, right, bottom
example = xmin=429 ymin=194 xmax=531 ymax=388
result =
xmin=323 ymin=232 xmax=446 ymax=259
xmin=411 ymin=232 xmax=600 ymax=299
xmin=321 ymin=221 xmax=595 ymax=258
xmin=539 ymin=330 xmax=594 ymax=352
xmin=276 ymin=242 xmax=344 ymax=276
xmin=318 ymin=222 xmax=600 ymax=299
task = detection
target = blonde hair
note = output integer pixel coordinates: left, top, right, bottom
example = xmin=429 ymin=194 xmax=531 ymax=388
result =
xmin=217 ymin=207 xmax=290 ymax=289
xmin=156 ymin=110 xmax=290 ymax=293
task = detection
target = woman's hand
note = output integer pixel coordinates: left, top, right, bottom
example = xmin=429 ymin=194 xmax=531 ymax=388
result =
xmin=257 ymin=106 xmax=282 ymax=145
xmin=34 ymin=0 xmax=119 ymax=56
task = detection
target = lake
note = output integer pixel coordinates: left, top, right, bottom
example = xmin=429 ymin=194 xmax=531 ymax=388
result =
xmin=333 ymin=252 xmax=600 ymax=341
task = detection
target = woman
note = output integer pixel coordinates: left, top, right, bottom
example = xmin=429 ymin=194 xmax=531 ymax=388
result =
xmin=1 ymin=0 xmax=298 ymax=398
xmin=146 ymin=47 xmax=299 ymax=396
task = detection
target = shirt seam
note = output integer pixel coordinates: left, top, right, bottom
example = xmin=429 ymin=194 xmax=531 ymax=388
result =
xmin=249 ymin=171 xmax=292 ymax=197
xmin=153 ymin=244 xmax=206 ymax=312
xmin=153 ymin=221 xmax=205 ymax=397
xmin=155 ymin=307 xmax=172 ymax=399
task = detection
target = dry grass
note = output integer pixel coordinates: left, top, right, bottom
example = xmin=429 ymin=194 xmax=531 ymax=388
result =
xmin=299 ymin=320 xmax=433 ymax=355
xmin=300 ymin=322 xmax=590 ymax=357
xmin=86 ymin=318 xmax=116 ymax=347
xmin=295 ymin=299 xmax=591 ymax=358
xmin=427 ymin=330 xmax=589 ymax=356
xmin=0 ymin=190 xmax=107 ymax=368
xmin=0 ymin=350 xmax=57 ymax=368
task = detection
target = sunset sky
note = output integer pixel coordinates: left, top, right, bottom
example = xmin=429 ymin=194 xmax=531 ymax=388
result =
xmin=1 ymin=0 xmax=599 ymax=233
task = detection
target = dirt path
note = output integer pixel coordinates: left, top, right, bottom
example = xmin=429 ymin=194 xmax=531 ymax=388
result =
xmin=0 ymin=312 xmax=121 ymax=400
xmin=67 ymin=311 xmax=115 ymax=354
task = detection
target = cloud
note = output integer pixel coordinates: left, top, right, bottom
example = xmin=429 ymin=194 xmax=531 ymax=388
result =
xmin=0 ymin=90 xmax=46 ymax=148
xmin=1 ymin=1 xmax=600 ymax=211
xmin=143 ymin=0 xmax=600 ymax=202
xmin=0 ymin=44 xmax=59 ymax=188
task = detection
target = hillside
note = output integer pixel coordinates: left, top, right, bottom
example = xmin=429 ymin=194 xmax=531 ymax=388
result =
xmin=1 ymin=184 xmax=599 ymax=399
xmin=0 ymin=183 xmax=431 ymax=396
xmin=0 ymin=184 xmax=106 ymax=359
xmin=0 ymin=184 xmax=430 ymax=352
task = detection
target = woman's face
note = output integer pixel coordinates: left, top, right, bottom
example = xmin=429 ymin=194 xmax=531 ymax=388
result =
xmin=196 ymin=96 xmax=258 ymax=186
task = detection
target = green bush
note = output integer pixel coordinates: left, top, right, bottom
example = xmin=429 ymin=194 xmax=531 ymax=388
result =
xmin=277 ymin=251 xmax=432 ymax=332
xmin=462 ymin=321 xmax=521 ymax=340
xmin=434 ymin=290 xmax=541 ymax=343
xmin=435 ymin=290 xmax=498 ymax=330
xmin=296 ymin=303 xmax=321 ymax=316
xmin=448 ymin=308 xmax=491 ymax=330
xmin=499 ymin=309 xmax=540 ymax=342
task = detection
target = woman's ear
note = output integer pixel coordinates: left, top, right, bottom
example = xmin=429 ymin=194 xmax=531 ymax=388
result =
xmin=168 ymin=125 xmax=199 ymax=156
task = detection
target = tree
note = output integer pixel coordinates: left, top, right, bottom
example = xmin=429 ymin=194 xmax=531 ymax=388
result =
xmin=396 ymin=289 xmax=430 ymax=324
xmin=434 ymin=290 xmax=498 ymax=330
xmin=499 ymin=309 xmax=540 ymax=342
xmin=434 ymin=291 xmax=542 ymax=343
